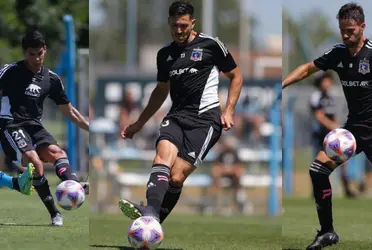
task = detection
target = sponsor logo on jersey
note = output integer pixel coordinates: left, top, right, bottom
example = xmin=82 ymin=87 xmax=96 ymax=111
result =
xmin=190 ymin=48 xmax=203 ymax=61
xmin=25 ymin=83 xmax=41 ymax=97
xmin=169 ymin=68 xmax=198 ymax=77
xmin=341 ymin=80 xmax=370 ymax=87
xmin=358 ymin=59 xmax=370 ymax=75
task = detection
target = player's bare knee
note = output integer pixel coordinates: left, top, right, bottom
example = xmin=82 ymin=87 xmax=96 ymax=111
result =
xmin=169 ymin=175 xmax=185 ymax=187
xmin=315 ymin=151 xmax=339 ymax=170
xmin=48 ymin=145 xmax=66 ymax=160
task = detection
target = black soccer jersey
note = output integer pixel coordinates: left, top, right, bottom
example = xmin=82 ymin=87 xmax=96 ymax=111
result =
xmin=313 ymin=39 xmax=372 ymax=122
xmin=0 ymin=61 xmax=70 ymax=124
xmin=157 ymin=32 xmax=237 ymax=118
xmin=310 ymin=90 xmax=337 ymax=139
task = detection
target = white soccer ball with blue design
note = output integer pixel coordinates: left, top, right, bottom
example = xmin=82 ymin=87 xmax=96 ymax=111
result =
xmin=128 ymin=216 xmax=164 ymax=250
xmin=323 ymin=128 xmax=357 ymax=163
xmin=55 ymin=180 xmax=85 ymax=210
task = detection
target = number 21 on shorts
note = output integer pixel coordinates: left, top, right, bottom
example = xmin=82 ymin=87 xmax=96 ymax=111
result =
xmin=12 ymin=129 xmax=27 ymax=148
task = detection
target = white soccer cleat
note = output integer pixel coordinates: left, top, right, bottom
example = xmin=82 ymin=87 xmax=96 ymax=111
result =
xmin=51 ymin=213 xmax=63 ymax=227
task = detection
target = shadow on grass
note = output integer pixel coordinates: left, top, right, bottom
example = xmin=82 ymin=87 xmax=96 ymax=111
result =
xmin=90 ymin=245 xmax=183 ymax=250
xmin=0 ymin=222 xmax=51 ymax=227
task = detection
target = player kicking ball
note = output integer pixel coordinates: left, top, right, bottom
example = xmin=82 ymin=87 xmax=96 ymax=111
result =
xmin=0 ymin=163 xmax=34 ymax=195
xmin=118 ymin=1 xmax=242 ymax=224
xmin=283 ymin=3 xmax=371 ymax=249
xmin=0 ymin=30 xmax=89 ymax=227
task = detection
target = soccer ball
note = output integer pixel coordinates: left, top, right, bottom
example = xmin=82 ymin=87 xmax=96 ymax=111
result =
xmin=55 ymin=180 xmax=85 ymax=211
xmin=128 ymin=216 xmax=164 ymax=250
xmin=323 ymin=128 xmax=357 ymax=163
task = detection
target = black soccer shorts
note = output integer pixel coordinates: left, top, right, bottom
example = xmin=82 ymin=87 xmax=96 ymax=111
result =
xmin=0 ymin=118 xmax=21 ymax=161
xmin=156 ymin=114 xmax=222 ymax=167
xmin=3 ymin=121 xmax=58 ymax=155
xmin=343 ymin=120 xmax=372 ymax=164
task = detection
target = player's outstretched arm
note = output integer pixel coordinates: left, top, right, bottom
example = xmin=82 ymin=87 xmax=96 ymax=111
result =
xmin=282 ymin=61 xmax=320 ymax=89
xmin=58 ymin=103 xmax=89 ymax=131
xmin=136 ymin=81 xmax=169 ymax=127
xmin=222 ymin=67 xmax=243 ymax=131
xmin=121 ymin=82 xmax=169 ymax=139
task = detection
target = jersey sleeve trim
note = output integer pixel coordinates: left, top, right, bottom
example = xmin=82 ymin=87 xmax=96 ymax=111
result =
xmin=0 ymin=63 xmax=17 ymax=79
xmin=199 ymin=33 xmax=228 ymax=57
xmin=49 ymin=70 xmax=65 ymax=90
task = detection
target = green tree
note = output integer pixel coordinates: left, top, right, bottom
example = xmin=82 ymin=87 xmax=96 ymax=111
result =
xmin=0 ymin=0 xmax=88 ymax=67
xmin=283 ymin=9 xmax=338 ymax=80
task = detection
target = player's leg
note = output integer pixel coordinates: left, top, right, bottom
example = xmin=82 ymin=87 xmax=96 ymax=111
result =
xmin=119 ymin=117 xmax=183 ymax=220
xmin=23 ymin=149 xmax=63 ymax=226
xmin=231 ymin=165 xmax=245 ymax=213
xmin=210 ymin=163 xmax=223 ymax=211
xmin=0 ymin=170 xmax=34 ymax=194
xmin=0 ymin=170 xmax=13 ymax=188
xmin=32 ymin=125 xmax=89 ymax=194
xmin=119 ymin=139 xmax=179 ymax=220
xmin=37 ymin=144 xmax=89 ymax=194
xmin=339 ymin=162 xmax=357 ymax=198
xmin=159 ymin=122 xmax=222 ymax=224
xmin=306 ymin=150 xmax=341 ymax=249
xmin=5 ymin=126 xmax=62 ymax=226
xmin=159 ymin=157 xmax=195 ymax=223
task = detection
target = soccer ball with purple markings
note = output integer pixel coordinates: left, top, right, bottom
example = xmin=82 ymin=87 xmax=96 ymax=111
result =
xmin=55 ymin=180 xmax=85 ymax=211
xmin=323 ymin=128 xmax=357 ymax=163
xmin=128 ymin=216 xmax=164 ymax=250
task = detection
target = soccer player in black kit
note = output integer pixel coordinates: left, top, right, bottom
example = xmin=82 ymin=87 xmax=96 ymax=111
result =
xmin=310 ymin=73 xmax=358 ymax=199
xmin=283 ymin=3 xmax=372 ymax=249
xmin=0 ymin=30 xmax=89 ymax=226
xmin=118 ymin=1 xmax=243 ymax=224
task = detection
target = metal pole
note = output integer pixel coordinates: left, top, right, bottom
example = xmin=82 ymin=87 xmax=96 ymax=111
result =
xmin=239 ymin=0 xmax=250 ymax=77
xmin=202 ymin=0 xmax=215 ymax=36
xmin=63 ymin=15 xmax=77 ymax=172
xmin=126 ymin=0 xmax=137 ymax=71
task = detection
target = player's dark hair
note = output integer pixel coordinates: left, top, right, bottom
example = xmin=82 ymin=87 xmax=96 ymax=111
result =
xmin=21 ymin=30 xmax=46 ymax=51
xmin=314 ymin=72 xmax=333 ymax=89
xmin=169 ymin=1 xmax=194 ymax=18
xmin=337 ymin=2 xmax=364 ymax=24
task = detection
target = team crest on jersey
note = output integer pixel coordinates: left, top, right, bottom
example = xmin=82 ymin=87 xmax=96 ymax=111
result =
xmin=358 ymin=59 xmax=370 ymax=75
xmin=190 ymin=48 xmax=203 ymax=61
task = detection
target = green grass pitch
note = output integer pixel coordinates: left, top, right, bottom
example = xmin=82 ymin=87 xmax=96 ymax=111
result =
xmin=282 ymin=197 xmax=372 ymax=250
xmin=90 ymin=213 xmax=281 ymax=250
xmin=0 ymin=176 xmax=89 ymax=250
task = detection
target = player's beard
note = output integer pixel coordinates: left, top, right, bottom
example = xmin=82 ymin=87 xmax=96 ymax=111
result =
xmin=173 ymin=29 xmax=192 ymax=45
xmin=345 ymin=31 xmax=363 ymax=48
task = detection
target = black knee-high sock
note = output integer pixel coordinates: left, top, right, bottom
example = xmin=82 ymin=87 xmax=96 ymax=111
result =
xmin=33 ymin=175 xmax=60 ymax=217
xmin=159 ymin=184 xmax=182 ymax=223
xmin=146 ymin=164 xmax=170 ymax=214
xmin=54 ymin=158 xmax=79 ymax=182
xmin=309 ymin=160 xmax=334 ymax=233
